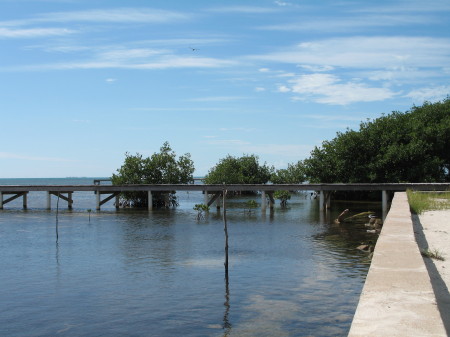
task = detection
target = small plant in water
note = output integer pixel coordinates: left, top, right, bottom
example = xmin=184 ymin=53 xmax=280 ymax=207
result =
xmin=274 ymin=190 xmax=291 ymax=208
xmin=421 ymin=248 xmax=445 ymax=261
xmin=87 ymin=209 xmax=92 ymax=222
xmin=193 ymin=203 xmax=209 ymax=220
xmin=245 ymin=200 xmax=258 ymax=213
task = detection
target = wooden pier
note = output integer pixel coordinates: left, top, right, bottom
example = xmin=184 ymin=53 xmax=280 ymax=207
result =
xmin=0 ymin=183 xmax=449 ymax=214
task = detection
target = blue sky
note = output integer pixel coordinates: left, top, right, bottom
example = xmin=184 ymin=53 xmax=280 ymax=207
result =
xmin=1 ymin=0 xmax=449 ymax=178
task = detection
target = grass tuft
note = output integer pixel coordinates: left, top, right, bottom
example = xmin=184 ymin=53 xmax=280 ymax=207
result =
xmin=421 ymin=248 xmax=445 ymax=261
xmin=407 ymin=190 xmax=450 ymax=214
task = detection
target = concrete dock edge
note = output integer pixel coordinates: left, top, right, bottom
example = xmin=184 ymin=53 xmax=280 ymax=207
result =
xmin=348 ymin=192 xmax=446 ymax=337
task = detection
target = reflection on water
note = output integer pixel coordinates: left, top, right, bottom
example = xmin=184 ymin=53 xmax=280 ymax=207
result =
xmin=0 ymin=187 xmax=379 ymax=337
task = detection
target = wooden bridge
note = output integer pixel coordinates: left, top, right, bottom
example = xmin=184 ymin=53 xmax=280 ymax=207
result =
xmin=0 ymin=183 xmax=449 ymax=215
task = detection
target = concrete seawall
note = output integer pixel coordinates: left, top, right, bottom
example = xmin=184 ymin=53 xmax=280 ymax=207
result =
xmin=348 ymin=192 xmax=447 ymax=336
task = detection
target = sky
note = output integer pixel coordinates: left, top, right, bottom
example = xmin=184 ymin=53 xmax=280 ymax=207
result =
xmin=1 ymin=0 xmax=450 ymax=178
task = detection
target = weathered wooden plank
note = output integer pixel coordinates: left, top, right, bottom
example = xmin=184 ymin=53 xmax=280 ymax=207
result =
xmin=2 ymin=192 xmax=28 ymax=205
xmin=0 ymin=183 xmax=449 ymax=193
xmin=207 ymin=192 xmax=221 ymax=207
xmin=49 ymin=192 xmax=73 ymax=203
xmin=100 ymin=192 xmax=120 ymax=206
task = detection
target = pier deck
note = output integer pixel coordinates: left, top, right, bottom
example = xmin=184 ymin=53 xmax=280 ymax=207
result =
xmin=0 ymin=183 xmax=449 ymax=211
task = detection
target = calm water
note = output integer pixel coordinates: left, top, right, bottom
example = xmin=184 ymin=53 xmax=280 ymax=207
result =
xmin=0 ymin=178 xmax=380 ymax=336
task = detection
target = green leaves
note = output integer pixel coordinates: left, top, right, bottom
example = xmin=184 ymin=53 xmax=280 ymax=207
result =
xmin=111 ymin=142 xmax=195 ymax=207
xmin=302 ymin=97 xmax=450 ymax=183
xmin=204 ymin=154 xmax=273 ymax=185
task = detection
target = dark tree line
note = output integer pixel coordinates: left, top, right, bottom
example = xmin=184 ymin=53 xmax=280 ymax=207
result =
xmin=112 ymin=99 xmax=450 ymax=206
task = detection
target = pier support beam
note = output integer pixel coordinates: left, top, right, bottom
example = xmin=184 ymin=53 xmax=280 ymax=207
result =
xmin=95 ymin=191 xmax=120 ymax=210
xmin=47 ymin=192 xmax=51 ymax=210
xmin=382 ymin=190 xmax=388 ymax=220
xmin=0 ymin=192 xmax=29 ymax=209
xmin=23 ymin=192 xmax=27 ymax=209
xmin=46 ymin=191 xmax=74 ymax=210
xmin=319 ymin=191 xmax=331 ymax=211
xmin=148 ymin=191 xmax=153 ymax=211
xmin=96 ymin=190 xmax=101 ymax=210
xmin=267 ymin=192 xmax=275 ymax=209
xmin=261 ymin=191 xmax=266 ymax=211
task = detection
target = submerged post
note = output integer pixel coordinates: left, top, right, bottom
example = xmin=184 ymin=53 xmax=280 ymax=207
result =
xmin=23 ymin=192 xmax=27 ymax=209
xmin=46 ymin=192 xmax=51 ymax=210
xmin=148 ymin=191 xmax=153 ymax=211
xmin=319 ymin=191 xmax=324 ymax=211
xmin=68 ymin=192 xmax=73 ymax=209
xmin=261 ymin=191 xmax=266 ymax=212
xmin=223 ymin=189 xmax=229 ymax=276
xmin=115 ymin=194 xmax=120 ymax=209
xmin=0 ymin=192 xmax=3 ymax=210
xmin=382 ymin=190 xmax=388 ymax=220
xmin=96 ymin=190 xmax=100 ymax=210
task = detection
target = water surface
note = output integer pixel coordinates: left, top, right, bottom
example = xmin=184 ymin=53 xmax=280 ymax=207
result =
xmin=0 ymin=178 xmax=379 ymax=336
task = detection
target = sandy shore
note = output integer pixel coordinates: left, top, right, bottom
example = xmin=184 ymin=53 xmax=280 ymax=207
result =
xmin=413 ymin=209 xmax=450 ymax=332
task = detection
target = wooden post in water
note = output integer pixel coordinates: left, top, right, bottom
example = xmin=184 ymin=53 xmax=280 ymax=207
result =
xmin=0 ymin=191 xmax=3 ymax=210
xmin=223 ymin=189 xmax=229 ymax=276
xmin=96 ymin=190 xmax=100 ymax=210
xmin=46 ymin=192 xmax=51 ymax=210
xmin=382 ymin=190 xmax=388 ymax=221
xmin=148 ymin=191 xmax=153 ymax=211
xmin=23 ymin=192 xmax=27 ymax=209
xmin=261 ymin=190 xmax=266 ymax=212
xmin=319 ymin=191 xmax=324 ymax=211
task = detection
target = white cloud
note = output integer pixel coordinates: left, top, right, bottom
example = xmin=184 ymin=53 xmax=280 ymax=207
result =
xmin=405 ymin=86 xmax=450 ymax=103
xmin=207 ymin=6 xmax=279 ymax=14
xmin=283 ymin=73 xmax=396 ymax=105
xmin=0 ymin=27 xmax=74 ymax=38
xmin=34 ymin=8 xmax=190 ymax=24
xmin=3 ymin=54 xmax=236 ymax=71
xmin=259 ymin=13 xmax=437 ymax=32
xmin=277 ymin=85 xmax=291 ymax=93
xmin=299 ymin=64 xmax=334 ymax=72
xmin=251 ymin=36 xmax=450 ymax=70
xmin=189 ymin=96 xmax=248 ymax=102
xmin=255 ymin=87 xmax=266 ymax=92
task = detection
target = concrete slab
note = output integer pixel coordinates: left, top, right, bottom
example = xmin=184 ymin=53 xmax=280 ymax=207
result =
xmin=348 ymin=192 xmax=446 ymax=337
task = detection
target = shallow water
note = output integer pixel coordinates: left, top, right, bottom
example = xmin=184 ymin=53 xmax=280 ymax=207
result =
xmin=0 ymin=178 xmax=379 ymax=336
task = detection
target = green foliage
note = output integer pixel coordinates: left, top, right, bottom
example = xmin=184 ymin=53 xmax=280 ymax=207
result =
xmin=407 ymin=190 xmax=450 ymax=214
xmin=204 ymin=154 xmax=273 ymax=185
xmin=271 ymin=161 xmax=306 ymax=184
xmin=111 ymin=142 xmax=195 ymax=207
xmin=274 ymin=190 xmax=291 ymax=207
xmin=193 ymin=203 xmax=209 ymax=220
xmin=245 ymin=199 xmax=258 ymax=213
xmin=302 ymin=98 xmax=450 ymax=184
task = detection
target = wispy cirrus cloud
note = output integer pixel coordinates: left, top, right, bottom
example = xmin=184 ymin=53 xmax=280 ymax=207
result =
xmin=1 ymin=52 xmax=236 ymax=71
xmin=251 ymin=36 xmax=450 ymax=69
xmin=207 ymin=6 xmax=280 ymax=14
xmin=278 ymin=73 xmax=396 ymax=105
xmin=405 ymin=86 xmax=450 ymax=103
xmin=188 ymin=96 xmax=248 ymax=102
xmin=0 ymin=27 xmax=74 ymax=38
xmin=2 ymin=8 xmax=190 ymax=26
xmin=0 ymin=152 xmax=76 ymax=162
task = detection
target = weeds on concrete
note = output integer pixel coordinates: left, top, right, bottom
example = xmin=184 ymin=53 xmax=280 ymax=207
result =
xmin=407 ymin=190 xmax=450 ymax=214
xmin=421 ymin=248 xmax=446 ymax=261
